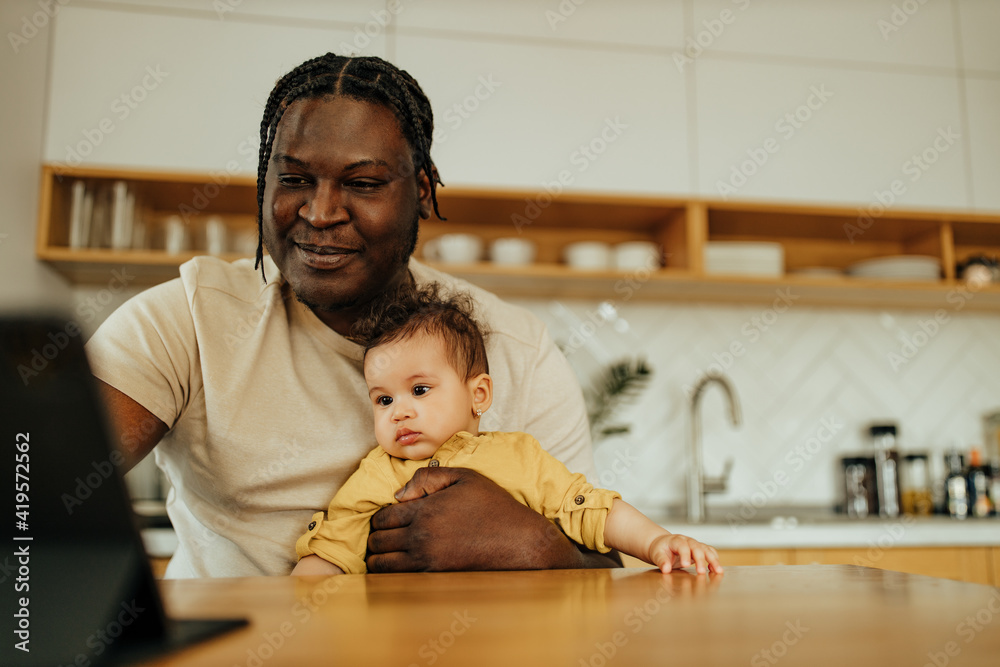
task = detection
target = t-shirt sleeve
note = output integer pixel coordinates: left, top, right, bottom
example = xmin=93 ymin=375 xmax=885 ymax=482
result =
xmin=521 ymin=327 xmax=597 ymax=480
xmin=294 ymin=454 xmax=398 ymax=574
xmin=84 ymin=277 xmax=198 ymax=428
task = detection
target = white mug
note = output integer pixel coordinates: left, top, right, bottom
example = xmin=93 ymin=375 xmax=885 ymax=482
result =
xmin=490 ymin=237 xmax=536 ymax=266
xmin=564 ymin=241 xmax=611 ymax=270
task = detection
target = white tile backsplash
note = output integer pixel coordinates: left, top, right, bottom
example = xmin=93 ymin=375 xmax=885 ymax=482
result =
xmin=511 ymin=297 xmax=1000 ymax=513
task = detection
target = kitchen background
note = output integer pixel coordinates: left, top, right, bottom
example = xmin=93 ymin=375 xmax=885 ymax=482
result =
xmin=2 ymin=0 xmax=999 ymax=518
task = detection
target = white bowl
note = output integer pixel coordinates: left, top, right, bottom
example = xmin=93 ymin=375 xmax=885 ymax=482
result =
xmin=564 ymin=241 xmax=611 ymax=270
xmin=424 ymin=233 xmax=483 ymax=264
xmin=490 ymin=237 xmax=536 ymax=266
xmin=614 ymin=241 xmax=661 ymax=271
xmin=704 ymin=241 xmax=784 ymax=277
xmin=846 ymin=255 xmax=940 ymax=281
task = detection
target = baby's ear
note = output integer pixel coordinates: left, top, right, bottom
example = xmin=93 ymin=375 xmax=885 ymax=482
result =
xmin=470 ymin=373 xmax=493 ymax=414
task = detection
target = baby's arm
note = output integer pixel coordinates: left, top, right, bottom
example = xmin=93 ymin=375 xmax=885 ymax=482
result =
xmin=603 ymin=499 xmax=723 ymax=574
xmin=292 ymin=554 xmax=345 ymax=576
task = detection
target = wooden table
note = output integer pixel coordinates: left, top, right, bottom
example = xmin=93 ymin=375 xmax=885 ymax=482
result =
xmin=147 ymin=565 xmax=1000 ymax=666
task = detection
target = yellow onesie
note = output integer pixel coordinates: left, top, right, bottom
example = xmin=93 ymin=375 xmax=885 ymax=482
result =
xmin=295 ymin=431 xmax=621 ymax=574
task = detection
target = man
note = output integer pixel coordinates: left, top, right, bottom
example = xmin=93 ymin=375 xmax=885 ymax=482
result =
xmin=89 ymin=53 xmax=619 ymax=577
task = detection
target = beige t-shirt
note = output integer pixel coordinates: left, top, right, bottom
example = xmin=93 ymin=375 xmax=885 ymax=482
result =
xmin=86 ymin=256 xmax=594 ymax=578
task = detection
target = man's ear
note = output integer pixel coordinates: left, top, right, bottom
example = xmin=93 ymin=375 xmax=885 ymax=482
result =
xmin=470 ymin=373 xmax=493 ymax=415
xmin=416 ymin=166 xmax=436 ymax=220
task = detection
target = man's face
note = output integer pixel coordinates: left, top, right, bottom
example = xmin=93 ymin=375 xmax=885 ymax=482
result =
xmin=262 ymin=95 xmax=432 ymax=332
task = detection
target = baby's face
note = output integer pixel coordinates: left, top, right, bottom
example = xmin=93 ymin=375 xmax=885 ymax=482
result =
xmin=364 ymin=331 xmax=481 ymax=459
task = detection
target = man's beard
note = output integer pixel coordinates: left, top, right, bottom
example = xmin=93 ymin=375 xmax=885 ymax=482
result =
xmin=291 ymin=213 xmax=420 ymax=314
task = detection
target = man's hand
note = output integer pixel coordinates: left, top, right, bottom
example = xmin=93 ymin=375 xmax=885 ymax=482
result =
xmin=366 ymin=467 xmax=619 ymax=573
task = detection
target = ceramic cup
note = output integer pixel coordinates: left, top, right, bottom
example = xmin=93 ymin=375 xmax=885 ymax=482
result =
xmin=614 ymin=241 xmax=661 ymax=271
xmin=490 ymin=237 xmax=536 ymax=266
xmin=424 ymin=233 xmax=483 ymax=264
xmin=164 ymin=215 xmax=189 ymax=255
xmin=564 ymin=241 xmax=611 ymax=270
xmin=205 ymin=216 xmax=228 ymax=256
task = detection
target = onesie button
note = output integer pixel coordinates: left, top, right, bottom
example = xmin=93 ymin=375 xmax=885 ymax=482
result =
xmin=574 ymin=495 xmax=585 ymax=505
xmin=429 ymin=459 xmax=440 ymax=467
xmin=308 ymin=521 xmax=316 ymax=530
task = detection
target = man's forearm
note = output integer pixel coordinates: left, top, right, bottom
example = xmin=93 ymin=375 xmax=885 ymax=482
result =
xmin=576 ymin=546 xmax=623 ymax=569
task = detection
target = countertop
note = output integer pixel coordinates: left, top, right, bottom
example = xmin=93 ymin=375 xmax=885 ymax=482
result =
xmin=141 ymin=509 xmax=1000 ymax=559
xmin=642 ymin=505 xmax=1000 ymax=549
xmin=144 ymin=565 xmax=1000 ymax=666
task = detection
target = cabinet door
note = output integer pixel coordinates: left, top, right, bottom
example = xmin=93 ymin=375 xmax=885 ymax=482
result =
xmin=793 ymin=547 xmax=992 ymax=585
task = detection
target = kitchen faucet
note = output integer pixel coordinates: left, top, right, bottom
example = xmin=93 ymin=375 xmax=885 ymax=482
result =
xmin=687 ymin=372 xmax=742 ymax=523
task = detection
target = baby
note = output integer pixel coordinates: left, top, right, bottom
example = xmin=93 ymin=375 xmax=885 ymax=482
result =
xmin=292 ymin=285 xmax=722 ymax=576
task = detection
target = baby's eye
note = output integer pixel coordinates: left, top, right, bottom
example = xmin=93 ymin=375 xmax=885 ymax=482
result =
xmin=375 ymin=395 xmax=393 ymax=407
xmin=412 ymin=385 xmax=430 ymax=397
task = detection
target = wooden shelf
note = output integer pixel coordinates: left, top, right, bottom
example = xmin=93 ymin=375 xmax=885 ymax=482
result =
xmin=36 ymin=164 xmax=1000 ymax=309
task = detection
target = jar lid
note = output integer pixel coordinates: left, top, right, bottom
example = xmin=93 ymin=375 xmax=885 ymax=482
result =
xmin=868 ymin=424 xmax=897 ymax=437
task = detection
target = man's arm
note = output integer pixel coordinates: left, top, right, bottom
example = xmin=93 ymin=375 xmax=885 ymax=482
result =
xmin=366 ymin=468 xmax=620 ymax=572
xmin=97 ymin=380 xmax=168 ymax=472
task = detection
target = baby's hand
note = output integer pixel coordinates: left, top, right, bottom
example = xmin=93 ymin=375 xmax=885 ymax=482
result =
xmin=648 ymin=533 xmax=723 ymax=575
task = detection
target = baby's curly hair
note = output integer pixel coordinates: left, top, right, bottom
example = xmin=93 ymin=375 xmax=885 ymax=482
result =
xmin=352 ymin=283 xmax=489 ymax=380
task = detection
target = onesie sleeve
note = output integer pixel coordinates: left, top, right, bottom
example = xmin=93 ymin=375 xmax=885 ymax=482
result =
xmin=294 ymin=452 xmax=398 ymax=574
xmin=503 ymin=433 xmax=621 ymax=553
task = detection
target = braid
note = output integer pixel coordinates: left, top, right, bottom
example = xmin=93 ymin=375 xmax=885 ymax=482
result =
xmin=254 ymin=53 xmax=445 ymax=284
